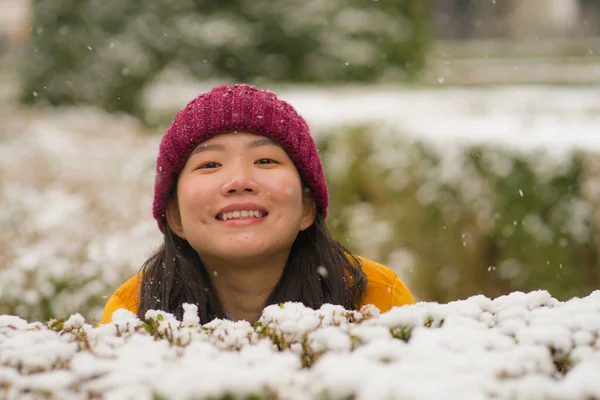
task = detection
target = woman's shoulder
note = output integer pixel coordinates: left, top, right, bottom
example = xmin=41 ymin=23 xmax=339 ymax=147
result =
xmin=356 ymin=256 xmax=415 ymax=312
xmin=356 ymin=256 xmax=399 ymax=285
xmin=99 ymin=273 xmax=142 ymax=325
xmin=113 ymin=273 xmax=142 ymax=307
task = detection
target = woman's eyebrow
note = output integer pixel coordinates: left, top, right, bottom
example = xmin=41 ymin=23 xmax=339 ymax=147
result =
xmin=190 ymin=143 xmax=224 ymax=156
xmin=247 ymin=138 xmax=278 ymax=149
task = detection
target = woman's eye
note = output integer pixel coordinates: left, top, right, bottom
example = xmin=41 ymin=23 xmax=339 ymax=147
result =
xmin=197 ymin=162 xmax=220 ymax=169
xmin=255 ymin=158 xmax=277 ymax=165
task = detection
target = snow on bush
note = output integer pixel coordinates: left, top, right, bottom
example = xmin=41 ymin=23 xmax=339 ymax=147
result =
xmin=1 ymin=291 xmax=600 ymax=399
xmin=0 ymin=108 xmax=162 ymax=322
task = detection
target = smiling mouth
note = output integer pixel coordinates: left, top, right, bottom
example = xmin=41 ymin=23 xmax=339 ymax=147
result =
xmin=216 ymin=210 xmax=268 ymax=221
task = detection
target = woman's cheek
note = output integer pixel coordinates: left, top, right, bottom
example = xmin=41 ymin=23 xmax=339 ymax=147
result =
xmin=193 ymin=190 xmax=204 ymax=200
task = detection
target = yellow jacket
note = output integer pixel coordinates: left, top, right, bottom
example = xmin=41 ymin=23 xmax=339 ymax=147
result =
xmin=100 ymin=256 xmax=415 ymax=324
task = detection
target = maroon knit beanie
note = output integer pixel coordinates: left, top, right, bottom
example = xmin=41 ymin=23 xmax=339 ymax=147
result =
xmin=153 ymin=84 xmax=329 ymax=232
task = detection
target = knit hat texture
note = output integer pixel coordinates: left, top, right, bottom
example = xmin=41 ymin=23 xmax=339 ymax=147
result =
xmin=153 ymin=84 xmax=328 ymax=231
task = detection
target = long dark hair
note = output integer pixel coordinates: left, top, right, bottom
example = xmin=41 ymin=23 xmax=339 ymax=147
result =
xmin=137 ymin=212 xmax=367 ymax=323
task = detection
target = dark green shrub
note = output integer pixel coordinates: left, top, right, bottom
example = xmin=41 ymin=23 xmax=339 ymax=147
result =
xmin=21 ymin=0 xmax=430 ymax=120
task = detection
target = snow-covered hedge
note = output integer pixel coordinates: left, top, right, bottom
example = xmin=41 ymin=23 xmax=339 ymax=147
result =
xmin=319 ymin=124 xmax=600 ymax=304
xmin=0 ymin=108 xmax=161 ymax=322
xmin=1 ymin=290 xmax=600 ymax=399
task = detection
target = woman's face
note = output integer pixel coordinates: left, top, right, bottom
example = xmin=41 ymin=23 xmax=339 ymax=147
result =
xmin=166 ymin=132 xmax=316 ymax=264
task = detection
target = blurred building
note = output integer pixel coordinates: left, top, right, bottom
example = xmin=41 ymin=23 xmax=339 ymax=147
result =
xmin=429 ymin=0 xmax=600 ymax=85
xmin=434 ymin=0 xmax=599 ymax=40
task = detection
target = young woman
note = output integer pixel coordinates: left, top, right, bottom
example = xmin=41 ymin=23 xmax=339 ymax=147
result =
xmin=100 ymin=84 xmax=415 ymax=325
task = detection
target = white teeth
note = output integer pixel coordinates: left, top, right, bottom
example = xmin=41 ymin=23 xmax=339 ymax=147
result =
xmin=220 ymin=210 xmax=265 ymax=221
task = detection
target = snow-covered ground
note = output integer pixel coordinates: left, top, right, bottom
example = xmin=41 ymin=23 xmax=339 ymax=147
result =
xmin=2 ymin=291 xmax=600 ymax=399
xmin=145 ymin=83 xmax=600 ymax=152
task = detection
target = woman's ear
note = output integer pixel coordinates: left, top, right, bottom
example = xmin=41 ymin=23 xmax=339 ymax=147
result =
xmin=165 ymin=198 xmax=186 ymax=239
xmin=299 ymin=188 xmax=317 ymax=231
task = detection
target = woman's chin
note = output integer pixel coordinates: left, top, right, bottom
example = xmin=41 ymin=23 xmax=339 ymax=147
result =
xmin=215 ymin=242 xmax=271 ymax=260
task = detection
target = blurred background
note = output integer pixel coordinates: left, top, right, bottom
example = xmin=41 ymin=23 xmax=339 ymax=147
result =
xmin=1 ymin=0 xmax=599 ymax=322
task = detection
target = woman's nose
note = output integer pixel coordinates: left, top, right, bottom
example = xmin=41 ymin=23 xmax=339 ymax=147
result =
xmin=221 ymin=168 xmax=260 ymax=195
